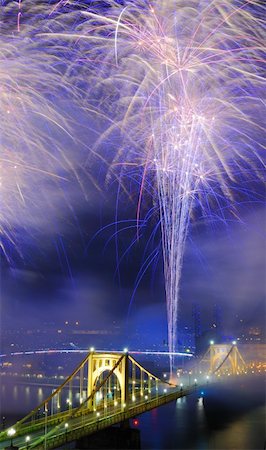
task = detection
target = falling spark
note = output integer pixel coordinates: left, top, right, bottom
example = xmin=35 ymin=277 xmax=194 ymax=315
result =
xmin=68 ymin=0 xmax=265 ymax=371
xmin=0 ymin=4 xmax=86 ymax=262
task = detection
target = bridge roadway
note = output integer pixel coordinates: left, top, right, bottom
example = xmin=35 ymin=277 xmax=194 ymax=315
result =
xmin=0 ymin=386 xmax=193 ymax=450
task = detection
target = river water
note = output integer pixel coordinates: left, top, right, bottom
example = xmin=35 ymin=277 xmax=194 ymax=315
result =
xmin=0 ymin=376 xmax=265 ymax=449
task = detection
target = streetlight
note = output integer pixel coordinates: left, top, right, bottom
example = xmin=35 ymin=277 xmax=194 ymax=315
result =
xmin=64 ymin=423 xmax=69 ymax=444
xmin=123 ymin=348 xmax=128 ymax=353
xmin=232 ymin=340 xmax=237 ymax=345
xmin=43 ymin=403 xmax=48 ymax=450
xmin=210 ymin=340 xmax=214 ymax=345
xmin=25 ymin=436 xmax=30 ymax=450
xmin=7 ymin=428 xmax=16 ymax=447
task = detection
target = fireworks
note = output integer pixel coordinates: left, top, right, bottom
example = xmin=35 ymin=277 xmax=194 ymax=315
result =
xmin=72 ymin=0 xmax=265 ymax=366
xmin=1 ymin=1 xmax=265 ymax=369
xmin=0 ymin=3 xmax=85 ymax=262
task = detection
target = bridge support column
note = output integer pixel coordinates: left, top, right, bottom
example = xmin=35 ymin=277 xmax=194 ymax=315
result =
xmin=210 ymin=345 xmax=215 ymax=373
xmin=121 ymin=354 xmax=129 ymax=409
xmin=87 ymin=351 xmax=94 ymax=410
xmin=231 ymin=346 xmax=237 ymax=375
xmin=75 ymin=426 xmax=140 ymax=449
xmin=120 ymin=418 xmax=130 ymax=429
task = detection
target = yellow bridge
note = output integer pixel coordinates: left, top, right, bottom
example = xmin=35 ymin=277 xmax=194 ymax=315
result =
xmin=0 ymin=345 xmax=247 ymax=450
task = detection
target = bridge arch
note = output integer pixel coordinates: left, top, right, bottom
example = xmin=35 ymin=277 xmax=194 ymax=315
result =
xmin=209 ymin=344 xmax=246 ymax=374
xmin=87 ymin=352 xmax=127 ymax=409
xmin=211 ymin=351 xmax=235 ymax=373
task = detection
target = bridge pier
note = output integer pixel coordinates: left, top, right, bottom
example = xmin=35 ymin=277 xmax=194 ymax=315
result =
xmin=120 ymin=418 xmax=130 ymax=429
xmin=75 ymin=426 xmax=140 ymax=450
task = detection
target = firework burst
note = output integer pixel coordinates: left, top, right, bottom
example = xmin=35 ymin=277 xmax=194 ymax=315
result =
xmin=0 ymin=2 xmax=87 ymax=262
xmin=2 ymin=1 xmax=264 ymax=370
xmin=66 ymin=0 xmax=265 ymax=367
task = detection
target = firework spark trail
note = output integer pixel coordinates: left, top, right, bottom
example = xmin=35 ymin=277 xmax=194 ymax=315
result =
xmin=0 ymin=2 xmax=88 ymax=262
xmin=4 ymin=1 xmax=264 ymax=372
xmin=63 ymin=0 xmax=265 ymax=371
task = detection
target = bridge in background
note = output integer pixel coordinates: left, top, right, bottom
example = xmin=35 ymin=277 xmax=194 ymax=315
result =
xmin=0 ymin=344 xmax=249 ymax=450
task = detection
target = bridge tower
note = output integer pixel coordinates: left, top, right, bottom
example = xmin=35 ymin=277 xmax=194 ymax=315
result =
xmin=0 ymin=350 xmax=165 ymax=450
xmin=87 ymin=351 xmax=129 ymax=410
xmin=208 ymin=343 xmax=246 ymax=374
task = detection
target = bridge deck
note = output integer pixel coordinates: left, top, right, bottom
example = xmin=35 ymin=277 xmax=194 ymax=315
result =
xmin=0 ymin=388 xmax=193 ymax=450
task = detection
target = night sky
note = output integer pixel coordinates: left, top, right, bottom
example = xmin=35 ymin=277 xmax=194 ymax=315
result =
xmin=1 ymin=178 xmax=265 ymax=342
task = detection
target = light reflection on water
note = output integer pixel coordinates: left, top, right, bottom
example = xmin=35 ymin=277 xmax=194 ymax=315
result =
xmin=139 ymin=378 xmax=265 ymax=450
xmin=0 ymin=377 xmax=265 ymax=449
xmin=37 ymin=387 xmax=43 ymax=403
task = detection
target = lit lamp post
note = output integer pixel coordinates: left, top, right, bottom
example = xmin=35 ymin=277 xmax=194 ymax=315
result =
xmin=7 ymin=428 xmax=16 ymax=447
xmin=25 ymin=436 xmax=30 ymax=450
xmin=44 ymin=404 xmax=48 ymax=450
xmin=64 ymin=423 xmax=69 ymax=444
